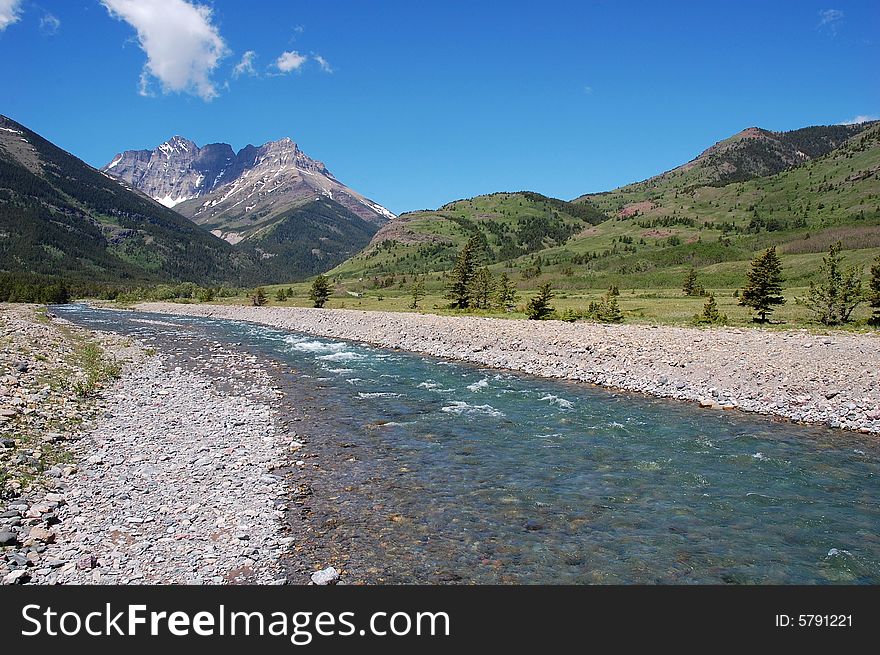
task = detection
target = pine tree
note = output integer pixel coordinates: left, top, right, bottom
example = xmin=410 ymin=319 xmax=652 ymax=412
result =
xmin=446 ymin=235 xmax=481 ymax=309
xmin=251 ymin=287 xmax=268 ymax=307
xmin=870 ymin=255 xmax=880 ymax=326
xmin=798 ymin=241 xmax=863 ymax=325
xmin=494 ymin=272 xmax=519 ymax=311
xmin=309 ymin=275 xmax=332 ymax=308
xmin=274 ymin=288 xmax=286 ymax=302
xmin=693 ymin=294 xmax=727 ymax=325
xmin=469 ymin=268 xmax=494 ymax=309
xmin=682 ymin=267 xmax=703 ymax=296
xmin=739 ymin=246 xmax=785 ymax=323
xmin=410 ymin=277 xmax=425 ymax=309
xmin=600 ymin=294 xmax=624 ymax=323
xmin=525 ymin=283 xmax=555 ymax=320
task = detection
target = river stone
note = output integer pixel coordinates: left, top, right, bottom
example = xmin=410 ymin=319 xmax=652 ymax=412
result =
xmin=2 ymin=569 xmax=30 ymax=585
xmin=28 ymin=527 xmax=55 ymax=544
xmin=76 ymin=554 xmax=97 ymax=570
xmin=311 ymin=566 xmax=340 ymax=585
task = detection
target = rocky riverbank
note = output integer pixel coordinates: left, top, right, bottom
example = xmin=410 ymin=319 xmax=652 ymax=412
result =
xmin=0 ymin=304 xmax=297 ymax=584
xmin=137 ymin=302 xmax=880 ymax=435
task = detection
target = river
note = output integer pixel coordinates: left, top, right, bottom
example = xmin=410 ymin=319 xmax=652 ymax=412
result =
xmin=54 ymin=304 xmax=880 ymax=584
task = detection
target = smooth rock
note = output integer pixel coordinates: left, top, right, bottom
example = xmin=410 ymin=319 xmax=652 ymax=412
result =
xmin=28 ymin=527 xmax=56 ymax=544
xmin=311 ymin=566 xmax=340 ymax=585
xmin=2 ymin=569 xmax=30 ymax=585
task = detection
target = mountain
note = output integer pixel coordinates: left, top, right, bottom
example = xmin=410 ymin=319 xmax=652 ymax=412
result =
xmin=0 ymin=115 xmax=258 ymax=287
xmin=576 ymin=123 xmax=874 ymax=216
xmin=103 ymin=136 xmax=394 ymax=242
xmin=102 ymin=134 xmax=393 ymax=279
xmin=231 ymin=197 xmax=381 ymax=281
xmin=329 ymin=121 xmax=880 ymax=292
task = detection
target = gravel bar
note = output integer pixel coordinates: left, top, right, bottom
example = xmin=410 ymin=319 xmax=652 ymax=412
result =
xmin=137 ymin=303 xmax=880 ymax=435
xmin=2 ymin=306 xmax=291 ymax=585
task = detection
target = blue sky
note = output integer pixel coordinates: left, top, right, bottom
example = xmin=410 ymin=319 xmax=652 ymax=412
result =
xmin=0 ymin=1 xmax=878 ymax=214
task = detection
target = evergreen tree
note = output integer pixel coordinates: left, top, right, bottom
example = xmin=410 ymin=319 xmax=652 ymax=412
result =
xmin=602 ymin=295 xmax=624 ymax=323
xmin=469 ymin=267 xmax=494 ymax=309
xmin=274 ymin=288 xmax=287 ymax=302
xmin=693 ymin=294 xmax=727 ymax=325
xmin=410 ymin=277 xmax=425 ymax=309
xmin=446 ymin=235 xmax=481 ymax=309
xmin=739 ymin=246 xmax=785 ymax=323
xmin=798 ymin=241 xmax=863 ymax=325
xmin=494 ymin=272 xmax=519 ymax=312
xmin=870 ymin=255 xmax=880 ymax=326
xmin=309 ymin=275 xmax=332 ymax=308
xmin=682 ymin=267 xmax=703 ymax=296
xmin=251 ymin=287 xmax=268 ymax=307
xmin=526 ymin=283 xmax=555 ymax=320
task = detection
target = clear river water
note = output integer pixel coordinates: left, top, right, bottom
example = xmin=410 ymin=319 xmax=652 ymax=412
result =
xmin=54 ymin=304 xmax=880 ymax=584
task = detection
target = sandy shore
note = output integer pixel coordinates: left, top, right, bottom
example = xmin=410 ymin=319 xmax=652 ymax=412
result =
xmin=136 ymin=302 xmax=880 ymax=435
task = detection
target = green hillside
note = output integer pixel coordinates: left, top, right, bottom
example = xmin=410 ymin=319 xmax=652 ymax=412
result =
xmin=0 ymin=115 xmax=259 ymax=288
xmin=330 ymin=191 xmax=609 ymax=279
xmin=327 ymin=122 xmax=880 ymax=296
xmin=576 ymin=123 xmax=872 ymax=207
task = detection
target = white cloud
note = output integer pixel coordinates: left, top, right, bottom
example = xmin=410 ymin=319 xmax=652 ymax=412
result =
xmin=233 ymin=50 xmax=257 ymax=78
xmin=101 ymin=0 xmax=229 ymax=101
xmin=817 ymin=9 xmax=844 ymax=34
xmin=313 ymin=54 xmax=333 ymax=73
xmin=840 ymin=114 xmax=878 ymax=125
xmin=0 ymin=0 xmax=24 ymax=32
xmin=275 ymin=50 xmax=307 ymax=73
xmin=40 ymin=12 xmax=61 ymax=35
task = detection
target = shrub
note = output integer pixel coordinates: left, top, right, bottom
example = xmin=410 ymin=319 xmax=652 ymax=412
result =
xmin=796 ymin=241 xmax=863 ymax=325
xmin=526 ymin=283 xmax=555 ymax=320
xmin=251 ymin=287 xmax=268 ymax=306
xmin=586 ymin=294 xmax=624 ymax=323
xmin=870 ymin=255 xmax=880 ymax=326
xmin=693 ymin=294 xmax=727 ymax=326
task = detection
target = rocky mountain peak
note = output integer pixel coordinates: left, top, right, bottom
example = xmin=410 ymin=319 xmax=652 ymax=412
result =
xmin=159 ymin=135 xmax=196 ymax=155
xmin=102 ymin=133 xmax=394 ymax=227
